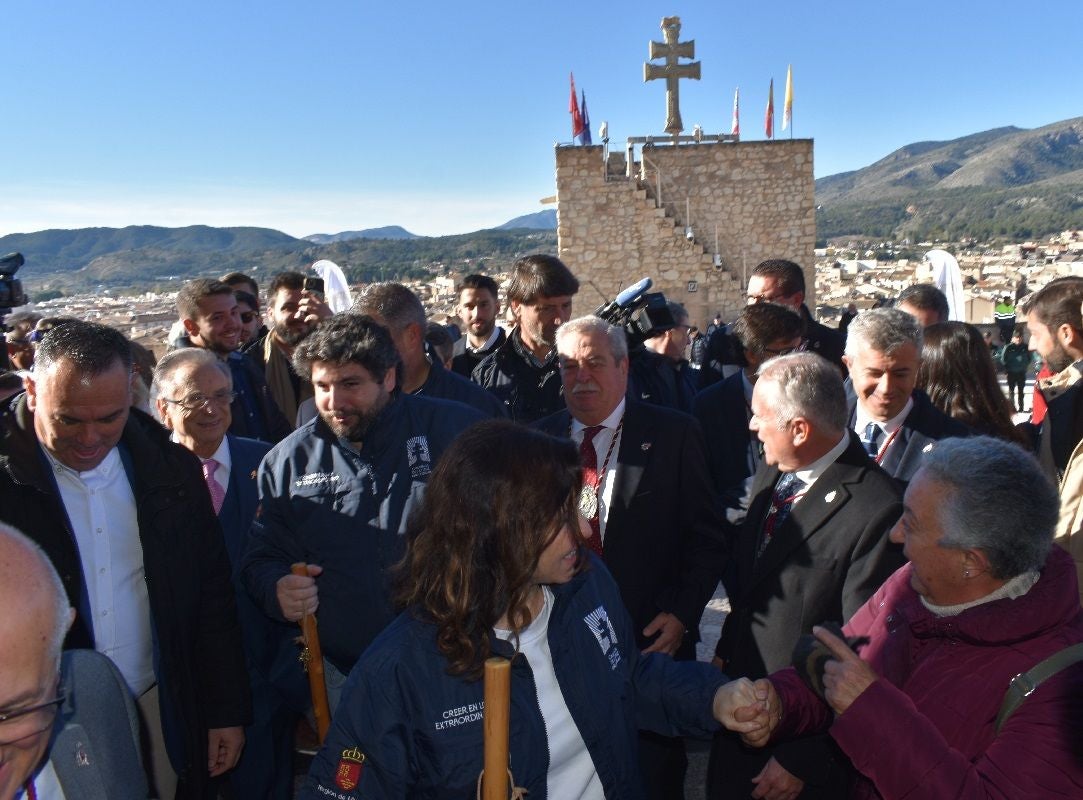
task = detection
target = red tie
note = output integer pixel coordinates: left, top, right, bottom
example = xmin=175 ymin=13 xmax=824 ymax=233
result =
xmin=580 ymin=425 xmax=605 ymax=557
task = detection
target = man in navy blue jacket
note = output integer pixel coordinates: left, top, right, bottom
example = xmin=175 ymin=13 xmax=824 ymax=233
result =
xmin=242 ymin=315 xmax=485 ymax=702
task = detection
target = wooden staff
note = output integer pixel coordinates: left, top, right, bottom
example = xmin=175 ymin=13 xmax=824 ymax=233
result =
xmin=481 ymin=657 xmax=511 ymax=800
xmin=291 ymin=562 xmax=331 ymax=743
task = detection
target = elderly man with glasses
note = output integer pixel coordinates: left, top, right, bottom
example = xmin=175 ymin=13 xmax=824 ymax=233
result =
xmin=0 ymin=522 xmax=148 ymax=800
xmin=154 ymin=347 xmax=307 ymax=800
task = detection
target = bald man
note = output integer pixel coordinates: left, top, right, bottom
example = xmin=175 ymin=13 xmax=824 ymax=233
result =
xmin=0 ymin=523 xmax=148 ymax=800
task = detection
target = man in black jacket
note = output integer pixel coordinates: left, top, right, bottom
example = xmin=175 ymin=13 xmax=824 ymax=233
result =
xmin=0 ymin=320 xmax=250 ymax=799
xmin=473 ymin=254 xmax=579 ymax=422
xmin=705 ymin=259 xmax=845 ymax=382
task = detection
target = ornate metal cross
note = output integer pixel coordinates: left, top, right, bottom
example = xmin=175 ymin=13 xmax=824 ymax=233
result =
xmin=643 ymin=16 xmax=701 ymax=135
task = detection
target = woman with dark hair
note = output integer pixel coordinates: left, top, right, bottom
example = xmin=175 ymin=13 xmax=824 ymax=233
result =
xmin=916 ymin=321 xmax=1029 ymax=445
xmin=301 ymin=420 xmax=757 ymax=800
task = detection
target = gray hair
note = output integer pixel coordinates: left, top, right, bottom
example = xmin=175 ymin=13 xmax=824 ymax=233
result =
xmin=757 ymin=352 xmax=847 ymax=433
xmin=352 ymin=282 xmax=427 ymax=333
xmin=0 ymin=523 xmax=71 ymax=665
xmin=556 ymin=316 xmax=629 ymax=362
xmin=151 ymin=348 xmax=231 ymax=421
xmin=845 ymin=307 xmax=923 ymax=359
xmin=920 ymin=437 xmax=1057 ymax=578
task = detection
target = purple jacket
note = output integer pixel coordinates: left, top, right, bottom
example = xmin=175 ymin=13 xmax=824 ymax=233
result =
xmin=771 ymin=547 xmax=1083 ymax=799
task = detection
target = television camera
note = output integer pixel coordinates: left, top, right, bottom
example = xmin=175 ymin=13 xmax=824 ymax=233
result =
xmin=0 ymin=253 xmax=28 ymax=323
xmin=592 ymin=277 xmax=675 ymax=350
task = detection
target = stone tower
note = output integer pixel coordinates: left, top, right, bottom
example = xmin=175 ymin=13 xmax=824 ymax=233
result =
xmin=555 ymin=140 xmax=816 ymax=327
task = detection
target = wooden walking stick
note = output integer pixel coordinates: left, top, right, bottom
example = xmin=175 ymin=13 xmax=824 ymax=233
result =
xmin=479 ymin=657 xmax=511 ymax=800
xmin=292 ymin=562 xmax=331 ymax=743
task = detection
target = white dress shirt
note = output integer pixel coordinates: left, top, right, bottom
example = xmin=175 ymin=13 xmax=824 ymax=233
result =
xmin=570 ymin=399 xmax=625 ymax=543
xmin=46 ymin=446 xmax=155 ymax=696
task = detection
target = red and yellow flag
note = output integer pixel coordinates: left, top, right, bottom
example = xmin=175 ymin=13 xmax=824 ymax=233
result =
xmin=764 ymin=78 xmax=774 ymax=139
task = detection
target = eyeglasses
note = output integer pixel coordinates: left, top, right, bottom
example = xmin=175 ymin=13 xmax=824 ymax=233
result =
xmin=239 ymin=312 xmax=257 ymax=324
xmin=746 ymin=291 xmax=795 ymax=304
xmin=163 ymin=390 xmax=237 ymax=412
xmin=0 ymin=693 xmax=65 ymax=746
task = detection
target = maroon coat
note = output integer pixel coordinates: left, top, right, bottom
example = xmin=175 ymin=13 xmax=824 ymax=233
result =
xmin=771 ymin=547 xmax=1083 ymax=799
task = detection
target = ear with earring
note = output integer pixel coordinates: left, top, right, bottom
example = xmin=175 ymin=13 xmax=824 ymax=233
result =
xmin=963 ymin=569 xmax=971 ymax=578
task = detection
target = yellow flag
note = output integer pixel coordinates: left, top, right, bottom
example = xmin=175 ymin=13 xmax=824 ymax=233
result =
xmin=782 ymin=65 xmax=793 ymax=131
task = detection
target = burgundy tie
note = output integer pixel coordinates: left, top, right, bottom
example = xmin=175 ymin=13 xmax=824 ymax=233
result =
xmin=579 ymin=425 xmax=605 ymax=557
xmin=201 ymin=457 xmax=226 ymax=516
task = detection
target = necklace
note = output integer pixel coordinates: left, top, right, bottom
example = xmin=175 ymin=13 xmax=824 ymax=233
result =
xmin=576 ymin=416 xmax=624 ymax=520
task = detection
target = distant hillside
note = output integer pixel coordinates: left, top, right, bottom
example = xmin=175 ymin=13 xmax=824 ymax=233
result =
xmin=303 ymin=225 xmax=420 ymax=244
xmin=15 ymin=225 xmax=556 ymax=294
xmin=816 ymin=117 xmax=1083 ymax=241
xmin=0 ymin=225 xmax=302 ymax=274
xmin=497 ymin=210 xmax=557 ymax=230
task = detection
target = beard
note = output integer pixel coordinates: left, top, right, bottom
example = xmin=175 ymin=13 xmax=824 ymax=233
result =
xmin=274 ymin=320 xmax=311 ymax=347
xmin=320 ymin=391 xmax=390 ymax=443
xmin=1046 ymin=340 xmax=1075 ymax=374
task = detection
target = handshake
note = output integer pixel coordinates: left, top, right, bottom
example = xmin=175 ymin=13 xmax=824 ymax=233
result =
xmin=713 ymin=677 xmax=781 ymax=747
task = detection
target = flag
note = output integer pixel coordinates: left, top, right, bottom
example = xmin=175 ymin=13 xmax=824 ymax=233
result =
xmin=765 ymin=79 xmax=774 ymax=139
xmin=782 ymin=65 xmax=793 ymax=131
xmin=731 ymin=87 xmax=740 ymax=136
xmin=569 ymin=73 xmax=585 ymax=143
xmin=578 ymin=90 xmax=592 ymax=145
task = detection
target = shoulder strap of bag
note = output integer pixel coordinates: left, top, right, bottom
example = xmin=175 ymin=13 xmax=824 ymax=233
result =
xmin=996 ymin=642 xmax=1083 ymax=733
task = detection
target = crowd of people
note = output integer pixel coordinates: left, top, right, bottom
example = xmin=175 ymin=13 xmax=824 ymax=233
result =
xmin=0 ymin=254 xmax=1081 ymax=800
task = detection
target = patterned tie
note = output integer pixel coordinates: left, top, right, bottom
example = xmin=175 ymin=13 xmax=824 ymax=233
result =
xmin=579 ymin=425 xmax=605 ymax=557
xmin=201 ymin=457 xmax=226 ymax=516
xmin=861 ymin=422 xmax=883 ymax=458
xmin=758 ymin=472 xmax=805 ymax=559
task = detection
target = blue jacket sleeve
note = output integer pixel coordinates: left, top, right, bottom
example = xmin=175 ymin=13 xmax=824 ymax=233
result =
xmin=240 ymin=455 xmax=299 ymax=623
xmin=299 ymin=660 xmax=414 ymax=799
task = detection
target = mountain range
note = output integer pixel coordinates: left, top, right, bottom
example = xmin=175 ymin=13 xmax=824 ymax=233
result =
xmin=815 ymin=116 xmax=1083 ymax=241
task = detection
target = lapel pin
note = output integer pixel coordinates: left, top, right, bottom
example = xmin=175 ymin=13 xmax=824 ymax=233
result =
xmin=641 ymin=442 xmax=652 ymax=451
xmin=75 ymin=743 xmax=89 ymax=767
xmin=922 ymin=443 xmax=934 ymax=454
xmin=250 ymin=469 xmax=258 ymax=479
xmin=824 ymin=490 xmax=837 ymax=503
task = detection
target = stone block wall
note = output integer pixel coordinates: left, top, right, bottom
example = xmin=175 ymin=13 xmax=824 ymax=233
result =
xmin=554 ymin=140 xmax=815 ymax=328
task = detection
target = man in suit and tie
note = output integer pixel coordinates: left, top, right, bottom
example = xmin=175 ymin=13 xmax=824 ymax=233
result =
xmin=535 ymin=316 xmax=726 ymax=800
xmin=693 ymin=303 xmax=805 ymax=526
xmin=844 ymin=307 xmax=969 ymax=484
xmin=0 ymin=522 xmax=149 ymax=800
xmin=154 ymin=348 xmax=306 ymax=800
xmin=708 ymin=352 xmax=904 ymax=800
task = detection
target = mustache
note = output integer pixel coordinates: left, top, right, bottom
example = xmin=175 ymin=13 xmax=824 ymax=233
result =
xmin=571 ymin=382 xmax=600 ymax=394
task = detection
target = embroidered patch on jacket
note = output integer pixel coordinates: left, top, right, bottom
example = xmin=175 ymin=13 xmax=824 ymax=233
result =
xmin=335 ymin=747 xmax=366 ymax=791
xmin=584 ymin=605 xmax=621 ymax=670
xmin=295 ymin=472 xmax=340 ymax=489
xmin=407 ymin=436 xmax=432 ymax=478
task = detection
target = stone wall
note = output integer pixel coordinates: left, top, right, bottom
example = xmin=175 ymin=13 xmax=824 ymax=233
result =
xmin=554 ymin=140 xmax=816 ymax=328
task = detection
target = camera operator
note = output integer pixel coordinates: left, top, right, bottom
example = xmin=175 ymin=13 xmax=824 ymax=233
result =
xmin=630 ymin=301 xmax=698 ymax=413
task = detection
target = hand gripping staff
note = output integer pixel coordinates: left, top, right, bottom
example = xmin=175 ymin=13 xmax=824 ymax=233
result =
xmin=291 ymin=562 xmax=332 ymax=743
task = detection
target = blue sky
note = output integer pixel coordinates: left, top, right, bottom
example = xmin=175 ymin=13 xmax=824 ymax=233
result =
xmin=3 ymin=0 xmax=1077 ymax=238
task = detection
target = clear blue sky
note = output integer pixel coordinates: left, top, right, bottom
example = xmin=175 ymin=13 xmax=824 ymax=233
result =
xmin=3 ymin=0 xmax=1077 ymax=238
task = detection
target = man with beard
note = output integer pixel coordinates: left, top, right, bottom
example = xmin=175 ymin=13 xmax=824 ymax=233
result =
xmin=244 ymin=271 xmax=332 ymax=425
xmin=1026 ymin=278 xmax=1083 ymax=604
xmin=474 ymin=254 xmax=579 ymax=422
xmin=241 ymin=314 xmax=485 ymax=707
xmin=450 ymin=273 xmax=506 ymax=378
xmin=176 ymin=278 xmax=292 ymax=443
